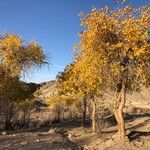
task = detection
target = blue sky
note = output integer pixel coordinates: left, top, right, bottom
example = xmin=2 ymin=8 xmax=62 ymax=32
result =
xmin=0 ymin=0 xmax=149 ymax=83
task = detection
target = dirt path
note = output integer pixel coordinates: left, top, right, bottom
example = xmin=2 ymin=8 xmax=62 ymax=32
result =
xmin=0 ymin=131 xmax=81 ymax=150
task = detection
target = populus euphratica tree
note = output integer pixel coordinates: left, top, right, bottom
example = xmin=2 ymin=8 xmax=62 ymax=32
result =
xmin=0 ymin=33 xmax=45 ymax=129
xmin=79 ymin=5 xmax=150 ymax=139
xmin=57 ymin=56 xmax=103 ymax=132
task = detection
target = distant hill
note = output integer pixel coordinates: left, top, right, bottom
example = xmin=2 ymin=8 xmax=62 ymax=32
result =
xmin=26 ymin=82 xmax=41 ymax=94
xmin=34 ymin=80 xmax=57 ymax=99
xmin=33 ymin=80 xmax=150 ymax=110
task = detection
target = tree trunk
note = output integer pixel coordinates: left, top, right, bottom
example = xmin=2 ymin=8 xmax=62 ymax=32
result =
xmin=114 ymin=85 xmax=126 ymax=140
xmin=82 ymin=97 xmax=87 ymax=127
xmin=57 ymin=111 xmax=61 ymax=123
xmin=5 ymin=114 xmax=12 ymax=130
xmin=91 ymin=98 xmax=97 ymax=133
xmin=4 ymin=104 xmax=13 ymax=130
xmin=5 ymin=120 xmax=12 ymax=130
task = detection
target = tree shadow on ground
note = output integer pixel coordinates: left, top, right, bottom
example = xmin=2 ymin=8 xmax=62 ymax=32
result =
xmin=124 ymin=113 xmax=150 ymax=121
xmin=103 ymin=112 xmax=150 ymax=127
xmin=128 ymin=130 xmax=150 ymax=141
xmin=28 ymin=118 xmax=91 ymax=133
xmin=101 ymin=113 xmax=150 ymax=134
xmin=50 ymin=119 xmax=91 ymax=129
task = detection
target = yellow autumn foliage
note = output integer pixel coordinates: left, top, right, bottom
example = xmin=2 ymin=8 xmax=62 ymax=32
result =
xmin=0 ymin=33 xmax=45 ymax=77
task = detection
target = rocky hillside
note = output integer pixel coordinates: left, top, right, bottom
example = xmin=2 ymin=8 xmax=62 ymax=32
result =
xmin=34 ymin=80 xmax=57 ymax=99
xmin=33 ymin=80 xmax=150 ymax=111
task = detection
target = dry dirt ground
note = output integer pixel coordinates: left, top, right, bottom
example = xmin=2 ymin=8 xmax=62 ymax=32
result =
xmin=0 ymin=113 xmax=150 ymax=150
xmin=0 ymin=131 xmax=80 ymax=150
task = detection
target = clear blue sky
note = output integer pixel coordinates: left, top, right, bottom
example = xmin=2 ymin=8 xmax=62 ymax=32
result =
xmin=0 ymin=0 xmax=149 ymax=83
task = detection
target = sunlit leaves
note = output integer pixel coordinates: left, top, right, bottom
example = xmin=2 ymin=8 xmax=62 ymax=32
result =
xmin=0 ymin=33 xmax=45 ymax=77
xmin=79 ymin=5 xmax=150 ymax=91
xmin=0 ymin=33 xmax=45 ymax=105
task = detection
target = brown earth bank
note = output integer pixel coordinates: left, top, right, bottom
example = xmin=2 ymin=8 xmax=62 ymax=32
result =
xmin=0 ymin=114 xmax=149 ymax=150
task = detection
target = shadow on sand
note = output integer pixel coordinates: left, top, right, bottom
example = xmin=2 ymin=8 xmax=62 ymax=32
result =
xmin=128 ymin=130 xmax=150 ymax=141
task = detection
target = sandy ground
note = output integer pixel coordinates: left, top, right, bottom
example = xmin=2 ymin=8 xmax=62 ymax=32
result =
xmin=0 ymin=113 xmax=150 ymax=150
xmin=0 ymin=130 xmax=81 ymax=150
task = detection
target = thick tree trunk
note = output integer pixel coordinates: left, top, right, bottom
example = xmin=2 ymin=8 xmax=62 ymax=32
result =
xmin=114 ymin=85 xmax=126 ymax=140
xmin=91 ymin=98 xmax=97 ymax=133
xmin=114 ymin=109 xmax=125 ymax=139
xmin=81 ymin=97 xmax=87 ymax=127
